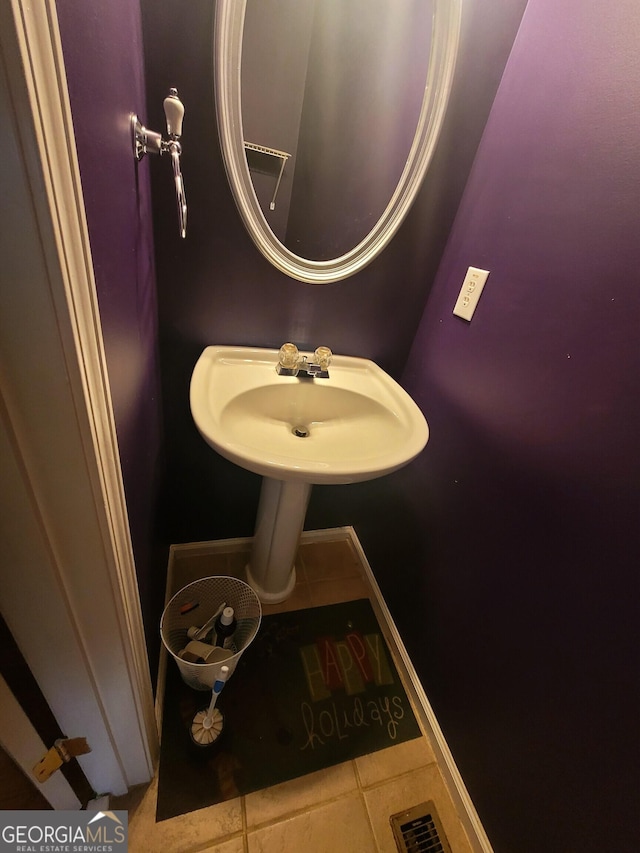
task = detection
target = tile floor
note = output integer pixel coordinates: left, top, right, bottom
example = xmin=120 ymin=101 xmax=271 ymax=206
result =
xmin=113 ymin=533 xmax=473 ymax=853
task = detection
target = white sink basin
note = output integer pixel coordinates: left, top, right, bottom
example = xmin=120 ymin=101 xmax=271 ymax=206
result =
xmin=190 ymin=345 xmax=428 ymax=603
xmin=190 ymin=345 xmax=428 ymax=485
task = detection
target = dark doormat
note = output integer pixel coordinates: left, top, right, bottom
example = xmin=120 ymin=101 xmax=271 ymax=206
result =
xmin=156 ymin=598 xmax=422 ymax=822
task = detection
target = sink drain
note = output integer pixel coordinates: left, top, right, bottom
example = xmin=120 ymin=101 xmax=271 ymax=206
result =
xmin=292 ymin=425 xmax=310 ymax=438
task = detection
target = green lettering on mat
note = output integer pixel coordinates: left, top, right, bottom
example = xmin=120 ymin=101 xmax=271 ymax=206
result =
xmin=364 ymin=634 xmax=394 ymax=686
xmin=300 ymin=644 xmax=331 ymax=701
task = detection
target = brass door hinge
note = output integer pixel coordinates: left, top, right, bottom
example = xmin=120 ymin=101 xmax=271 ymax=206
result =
xmin=33 ymin=737 xmax=91 ymax=783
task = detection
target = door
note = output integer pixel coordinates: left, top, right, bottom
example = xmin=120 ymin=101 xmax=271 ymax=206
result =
xmin=0 ymin=0 xmax=157 ymax=797
xmin=0 ymin=612 xmax=94 ymax=809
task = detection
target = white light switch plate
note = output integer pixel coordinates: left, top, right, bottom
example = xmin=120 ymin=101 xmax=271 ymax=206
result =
xmin=453 ymin=267 xmax=490 ymax=321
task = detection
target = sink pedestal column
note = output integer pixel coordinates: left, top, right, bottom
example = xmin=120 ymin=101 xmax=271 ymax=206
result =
xmin=245 ymin=477 xmax=312 ymax=604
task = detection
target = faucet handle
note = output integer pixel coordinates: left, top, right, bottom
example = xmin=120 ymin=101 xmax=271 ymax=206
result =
xmin=278 ymin=342 xmax=300 ymax=370
xmin=314 ymin=346 xmax=332 ymax=371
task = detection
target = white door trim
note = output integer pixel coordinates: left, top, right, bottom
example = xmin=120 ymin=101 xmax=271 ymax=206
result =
xmin=0 ymin=0 xmax=157 ymax=795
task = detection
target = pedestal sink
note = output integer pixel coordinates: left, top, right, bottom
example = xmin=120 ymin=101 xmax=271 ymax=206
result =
xmin=190 ymin=346 xmax=429 ymax=602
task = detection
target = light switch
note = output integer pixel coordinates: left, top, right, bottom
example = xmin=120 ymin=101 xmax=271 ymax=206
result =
xmin=453 ymin=267 xmax=490 ymax=321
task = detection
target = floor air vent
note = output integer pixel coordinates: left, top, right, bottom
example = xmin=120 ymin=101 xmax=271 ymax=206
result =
xmin=390 ymin=801 xmax=452 ymax=853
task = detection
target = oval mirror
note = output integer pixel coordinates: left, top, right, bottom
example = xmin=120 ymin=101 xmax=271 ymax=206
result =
xmin=214 ymin=0 xmax=461 ymax=284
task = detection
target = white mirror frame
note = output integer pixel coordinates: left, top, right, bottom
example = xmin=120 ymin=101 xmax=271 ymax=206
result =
xmin=214 ymin=0 xmax=462 ymax=284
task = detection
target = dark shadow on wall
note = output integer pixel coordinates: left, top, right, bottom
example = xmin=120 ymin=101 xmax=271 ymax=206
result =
xmin=305 ymin=463 xmax=443 ymax=701
xmin=154 ymin=335 xmax=263 ymax=545
xmin=139 ymin=0 xmax=529 ymax=558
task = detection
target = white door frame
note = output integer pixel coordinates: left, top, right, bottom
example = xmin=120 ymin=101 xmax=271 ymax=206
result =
xmin=0 ymin=0 xmax=157 ymax=796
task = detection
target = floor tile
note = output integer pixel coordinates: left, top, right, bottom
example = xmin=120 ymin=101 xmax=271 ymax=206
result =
xmin=225 ymin=549 xmax=252 ymax=578
xmin=247 ymin=792 xmax=376 ymax=853
xmin=200 ymin=838 xmax=245 ymax=853
xmin=260 ymin=578 xmax=313 ymax=616
xmin=355 ymin=736 xmax=437 ymax=788
xmin=308 ymin=576 xmax=370 ymax=607
xmin=245 ymin=761 xmax=357 ymax=828
xmin=147 ymin=534 xmax=475 ymax=853
xmin=362 ymin=765 xmax=473 ymax=853
xmin=172 ymin=552 xmax=237 ymax=593
xmin=117 ymin=774 xmax=243 ymax=853
xmin=298 ymin=538 xmax=362 ymax=582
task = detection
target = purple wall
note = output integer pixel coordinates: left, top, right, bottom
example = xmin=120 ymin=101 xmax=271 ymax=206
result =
xmin=140 ymin=0 xmax=527 ymax=547
xmin=55 ymin=0 xmax=639 ymax=845
xmin=363 ymin=0 xmax=639 ymax=849
xmin=56 ymin=0 xmax=165 ymax=673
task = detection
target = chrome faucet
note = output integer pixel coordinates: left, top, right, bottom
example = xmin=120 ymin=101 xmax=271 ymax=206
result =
xmin=276 ymin=343 xmax=332 ymax=379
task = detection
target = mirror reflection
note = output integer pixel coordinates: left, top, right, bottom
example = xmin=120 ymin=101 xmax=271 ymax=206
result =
xmin=241 ymin=0 xmax=434 ymax=260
